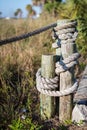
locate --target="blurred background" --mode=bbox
[0,0,87,129]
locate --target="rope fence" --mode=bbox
[0,22,57,46]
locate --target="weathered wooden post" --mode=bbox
[59,62,74,120]
[52,20,77,119]
[58,20,77,120]
[53,19,78,120]
[40,54,56,119]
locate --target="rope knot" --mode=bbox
[36,68,78,97]
[36,20,80,97]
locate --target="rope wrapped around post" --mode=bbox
[36,20,80,97]
[36,68,78,96]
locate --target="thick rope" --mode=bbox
[36,52,80,96]
[54,21,77,31]
[36,68,59,90]
[0,22,57,46]
[36,20,80,96]
[36,69,78,96]
[55,53,80,74]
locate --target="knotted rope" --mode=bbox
[36,20,80,97]
[55,53,80,74]
[36,68,78,96]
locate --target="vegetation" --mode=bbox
[14,9,23,18]
[0,16,56,129]
[0,11,2,18]
[26,4,36,18]
[0,0,87,129]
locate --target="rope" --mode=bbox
[36,20,80,97]
[36,69,78,96]
[55,53,81,74]
[54,21,77,31]
[36,68,59,90]
[36,52,79,97]
[0,22,57,46]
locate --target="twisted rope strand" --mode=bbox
[55,53,80,74]
[56,28,76,35]
[36,69,78,96]
[54,21,77,31]
[36,68,59,90]
[0,22,57,46]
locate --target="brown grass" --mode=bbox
[0,14,58,129]
[0,14,87,130]
[0,14,57,70]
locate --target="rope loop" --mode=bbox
[36,69,78,97]
[36,20,80,96]
[36,68,59,90]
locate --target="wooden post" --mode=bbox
[59,42,76,121]
[40,54,56,119]
[56,19,77,121]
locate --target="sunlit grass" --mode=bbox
[0,14,57,129]
[0,13,87,129]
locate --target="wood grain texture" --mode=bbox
[40,55,56,119]
[59,42,76,121]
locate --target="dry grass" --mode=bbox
[0,14,87,129]
[0,14,57,129]
[0,14,57,70]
